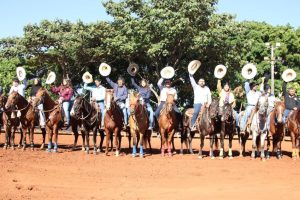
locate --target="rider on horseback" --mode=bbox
[282,82,300,123]
[217,79,236,122]
[189,74,212,131]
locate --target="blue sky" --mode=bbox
[0,0,299,38]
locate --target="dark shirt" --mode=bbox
[282,82,300,110]
[27,85,42,97]
[131,78,151,103]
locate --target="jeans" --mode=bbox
[63,101,71,125]
[284,109,291,123]
[117,102,128,125]
[97,102,105,127]
[240,105,255,131]
[146,103,154,128]
[233,109,239,127]
[38,104,46,128]
[191,103,202,127]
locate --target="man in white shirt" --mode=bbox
[189,74,212,130]
[9,78,27,97]
[83,78,106,127]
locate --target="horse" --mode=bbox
[219,102,236,159]
[5,91,35,150]
[128,91,151,157]
[249,96,268,160]
[71,95,103,154]
[158,94,177,156]
[0,94,22,149]
[286,106,300,159]
[32,88,62,152]
[104,89,124,156]
[267,101,285,159]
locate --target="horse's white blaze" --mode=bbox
[70,99,77,116]
[105,93,111,110]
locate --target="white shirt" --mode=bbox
[189,75,212,104]
[84,84,106,101]
[157,78,178,102]
[9,84,26,97]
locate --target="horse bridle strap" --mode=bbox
[43,105,60,113]
[16,102,30,112]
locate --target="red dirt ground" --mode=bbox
[0,132,299,200]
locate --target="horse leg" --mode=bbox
[146,130,152,155]
[85,128,90,154]
[219,130,225,159]
[198,134,205,159]
[22,127,27,150]
[128,128,131,152]
[53,126,58,153]
[209,135,215,159]
[291,132,296,159]
[266,134,271,159]
[180,128,185,155]
[188,128,194,154]
[81,130,86,151]
[251,130,257,159]
[30,126,34,151]
[132,129,137,157]
[296,137,300,159]
[115,129,120,157]
[160,129,166,156]
[139,133,144,158]
[105,130,110,156]
[10,126,16,150]
[98,130,105,153]
[46,127,52,152]
[3,124,9,149]
[18,127,23,148]
[72,125,79,151]
[228,133,233,159]
[171,135,176,154]
[260,132,267,160]
[40,127,46,149]
[168,130,174,157]
[93,127,97,154]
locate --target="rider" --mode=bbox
[189,74,211,131]
[282,82,300,122]
[239,80,261,133]
[131,76,154,129]
[83,78,106,128]
[51,78,73,129]
[155,78,182,130]
[106,76,128,128]
[9,78,27,97]
[217,79,237,123]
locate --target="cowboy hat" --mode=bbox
[127,62,139,76]
[188,60,201,75]
[241,63,257,80]
[45,71,56,84]
[160,66,175,79]
[16,67,26,81]
[214,64,227,79]
[99,63,111,77]
[82,72,93,84]
[282,68,296,82]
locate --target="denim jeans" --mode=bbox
[63,101,71,125]
[146,103,154,128]
[38,104,46,128]
[240,105,255,131]
[283,109,291,123]
[191,103,202,127]
[97,102,105,127]
[117,102,128,125]
[233,109,239,127]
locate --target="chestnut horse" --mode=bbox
[32,88,62,153]
[5,91,35,150]
[158,94,177,156]
[104,89,124,156]
[71,95,102,154]
[267,101,285,159]
[287,108,300,159]
[128,91,150,158]
[0,94,22,149]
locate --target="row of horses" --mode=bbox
[0,88,299,160]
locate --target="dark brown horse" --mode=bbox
[287,108,300,159]
[158,94,177,157]
[5,92,35,150]
[0,94,22,149]
[71,95,103,154]
[128,91,151,158]
[267,101,285,159]
[104,89,124,156]
[32,88,62,153]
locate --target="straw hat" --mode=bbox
[16,67,26,81]
[214,64,227,79]
[99,63,111,77]
[127,62,139,76]
[160,66,175,79]
[188,60,201,75]
[82,72,93,84]
[45,71,56,84]
[241,63,257,79]
[282,68,296,82]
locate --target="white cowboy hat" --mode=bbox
[188,60,201,75]
[282,68,296,82]
[241,63,257,80]
[45,71,56,84]
[127,62,139,76]
[214,64,227,79]
[82,71,93,84]
[160,66,175,79]
[99,63,111,77]
[16,67,26,81]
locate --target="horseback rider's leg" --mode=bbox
[117,102,128,125]
[154,101,165,119]
[62,101,71,127]
[233,109,239,127]
[98,102,105,128]
[240,105,254,132]
[146,103,154,129]
[191,103,201,129]
[283,109,291,123]
[38,104,46,128]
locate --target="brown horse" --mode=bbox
[104,89,124,156]
[0,94,22,149]
[32,88,62,153]
[158,94,177,156]
[287,108,300,159]
[5,92,35,150]
[128,91,151,158]
[267,101,285,159]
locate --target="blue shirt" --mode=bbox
[131,78,151,103]
[106,77,128,102]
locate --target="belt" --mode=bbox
[96,100,104,103]
[247,104,255,106]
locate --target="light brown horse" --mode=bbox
[267,101,285,159]
[32,87,62,153]
[5,92,35,150]
[0,94,22,149]
[104,89,123,156]
[128,91,150,158]
[287,108,300,159]
[158,94,177,156]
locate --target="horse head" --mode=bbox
[129,90,140,115]
[209,98,219,119]
[5,91,20,110]
[257,96,268,116]
[105,89,114,110]
[70,95,84,119]
[223,103,233,122]
[32,87,47,108]
[165,94,175,113]
[274,101,285,124]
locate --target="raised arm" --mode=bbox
[189,74,197,88]
[83,83,94,91]
[217,79,222,93]
[106,77,117,89]
[282,82,287,97]
[131,77,140,90]
[244,80,250,94]
[157,78,164,90]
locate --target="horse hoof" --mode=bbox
[97,148,101,153]
[115,151,120,157]
[46,149,51,153]
[11,146,15,150]
[173,151,177,155]
[3,146,7,150]
[18,145,21,149]
[93,151,97,155]
[52,149,58,153]
[81,147,85,151]
[139,154,144,158]
[198,156,203,159]
[132,154,136,158]
[168,153,172,157]
[219,157,224,160]
[261,158,266,162]
[228,156,233,160]
[161,153,165,157]
[211,156,215,160]
[31,148,34,151]
[40,144,45,149]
